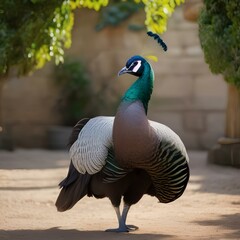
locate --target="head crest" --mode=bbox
[147,31,168,52]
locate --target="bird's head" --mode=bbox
[118,55,147,77]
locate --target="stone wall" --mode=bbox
[148,8,227,149]
[2,7,227,149]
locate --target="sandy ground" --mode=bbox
[0,149,239,240]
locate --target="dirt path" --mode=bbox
[0,150,240,240]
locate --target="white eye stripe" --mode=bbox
[130,60,141,73]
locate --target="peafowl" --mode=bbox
[55,36,189,232]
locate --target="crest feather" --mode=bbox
[147,31,168,52]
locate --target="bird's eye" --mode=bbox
[131,60,142,73]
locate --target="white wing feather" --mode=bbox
[70,116,114,174]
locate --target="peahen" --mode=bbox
[55,53,190,232]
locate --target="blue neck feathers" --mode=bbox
[122,61,154,114]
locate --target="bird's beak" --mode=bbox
[118,66,130,76]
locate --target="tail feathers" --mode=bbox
[55,162,91,212]
[59,161,79,188]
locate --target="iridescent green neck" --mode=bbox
[122,62,154,114]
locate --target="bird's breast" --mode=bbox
[113,101,157,168]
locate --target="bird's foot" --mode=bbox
[105,224,139,233]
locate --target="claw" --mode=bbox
[105,227,129,233]
[105,224,138,233]
[127,224,139,231]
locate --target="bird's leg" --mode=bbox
[106,205,128,232]
[114,206,122,227]
[121,203,139,232]
[105,203,138,232]
[106,205,129,232]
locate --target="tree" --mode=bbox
[1,0,73,78]
[199,0,240,139]
[0,0,184,78]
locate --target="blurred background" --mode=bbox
[0,0,229,151]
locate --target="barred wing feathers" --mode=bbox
[148,121,190,203]
[102,147,132,183]
[150,121,189,163]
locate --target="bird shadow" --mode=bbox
[0,227,178,240]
